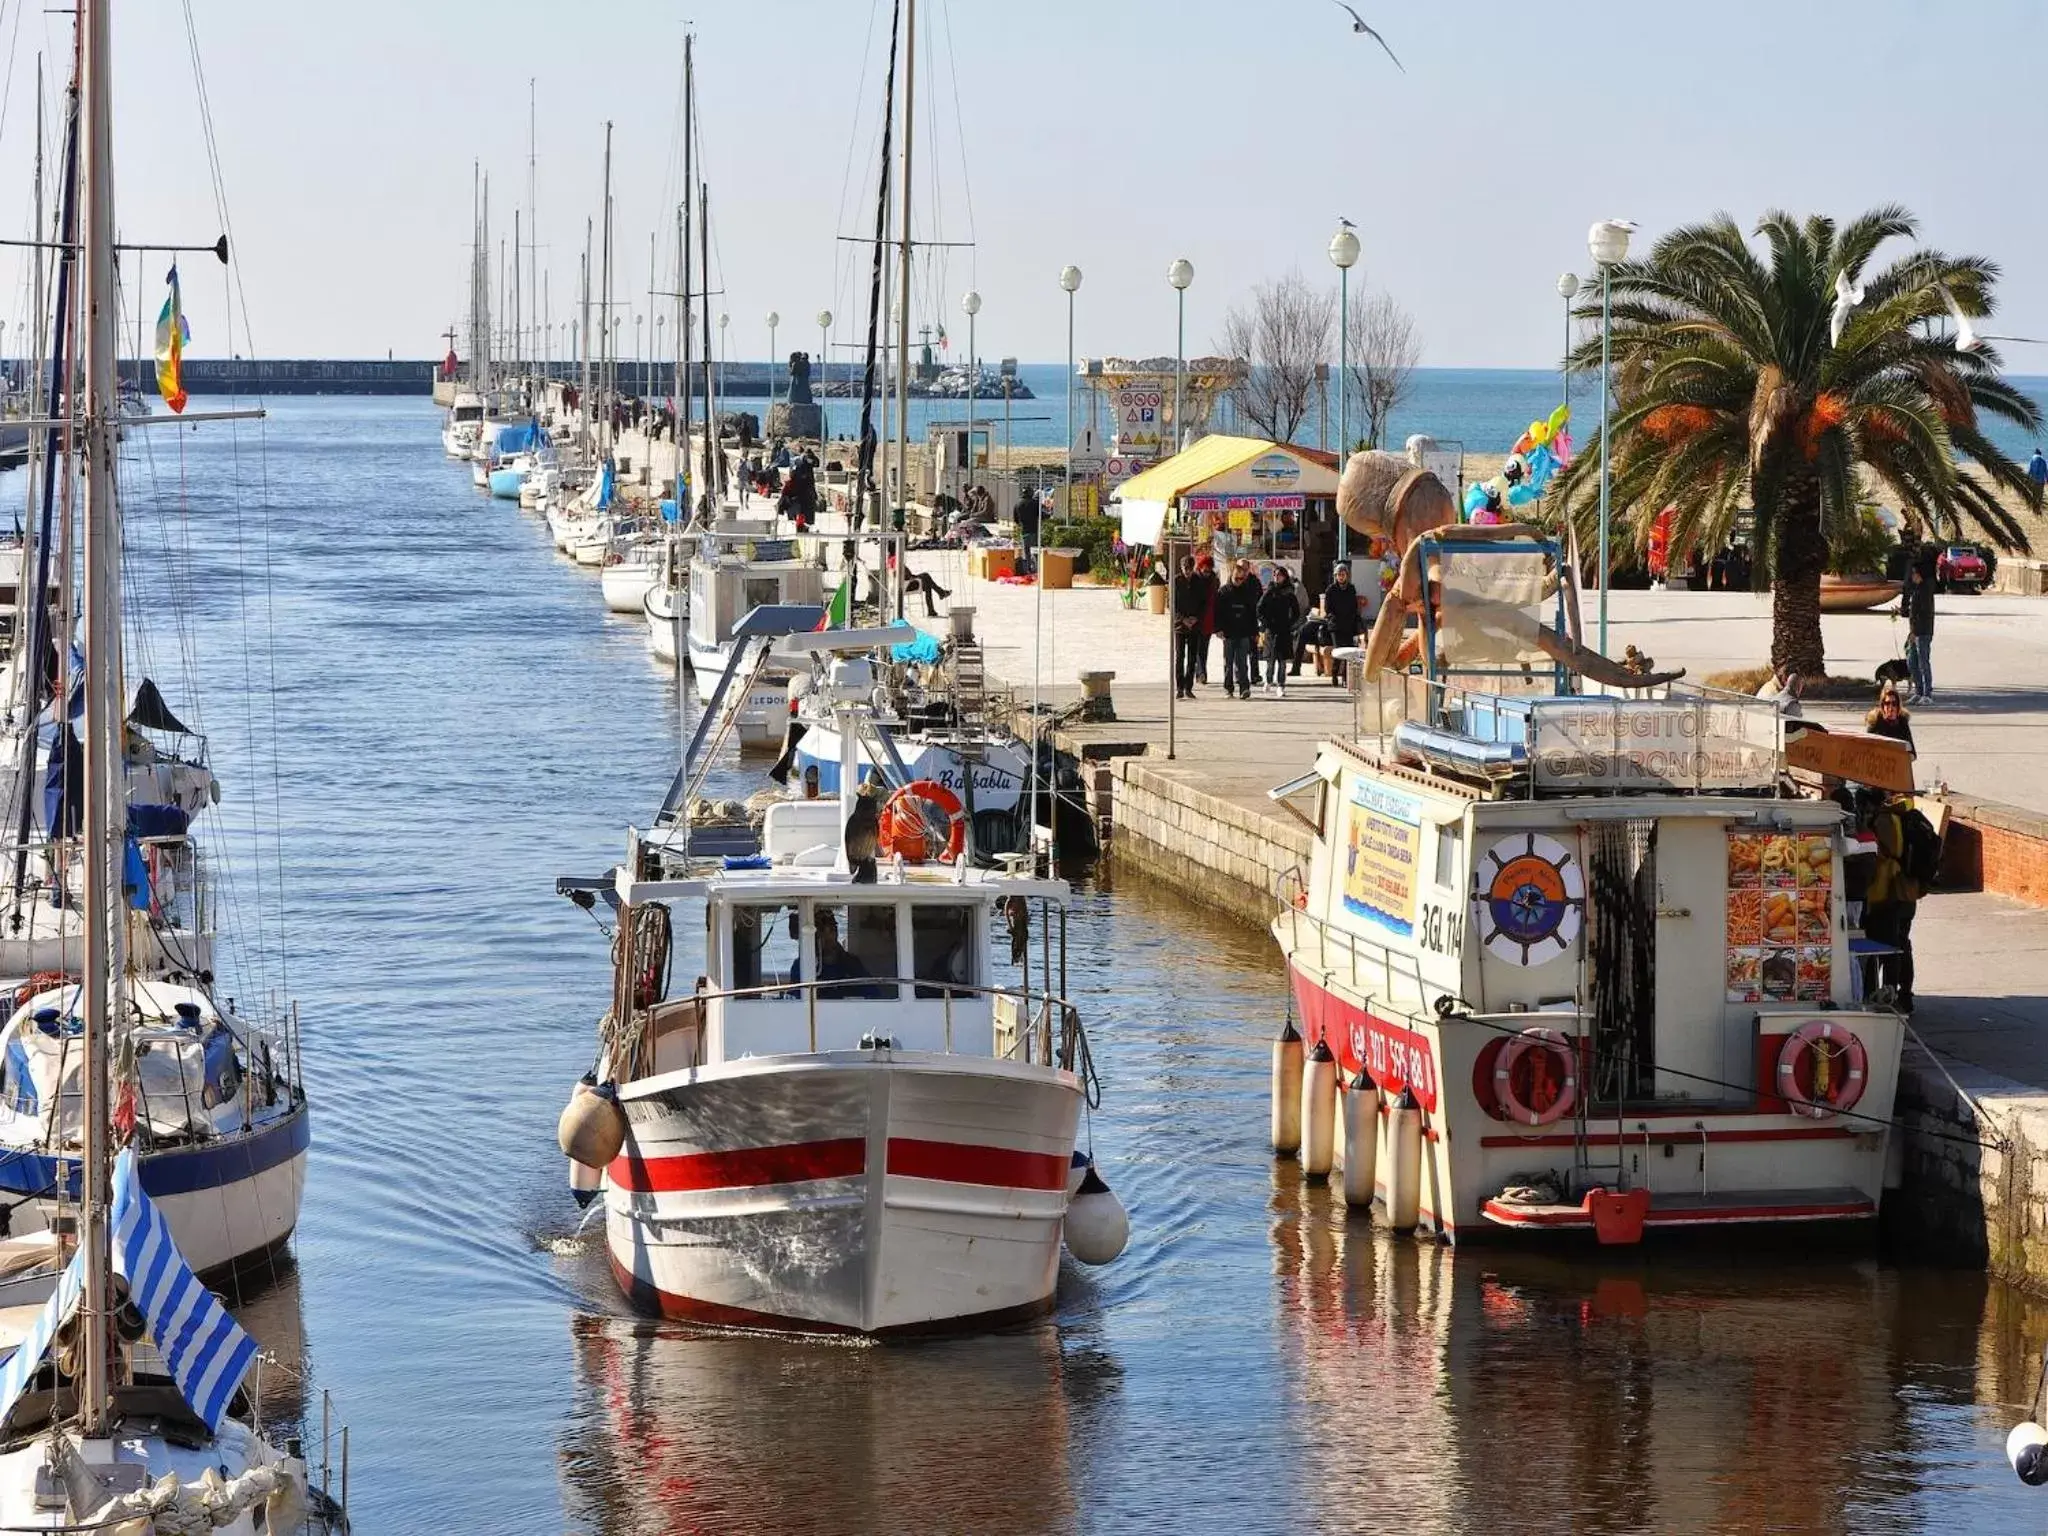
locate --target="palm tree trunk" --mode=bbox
[1770,484,1828,678]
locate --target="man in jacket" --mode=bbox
[1864,794,1926,1012]
[1897,560,1936,703]
[1323,564,1363,686]
[1172,555,1206,700]
[1217,560,1262,698]
[1258,568,1303,697]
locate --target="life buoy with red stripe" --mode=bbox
[1776,1019,1867,1120]
[879,779,966,863]
[1493,1027,1578,1126]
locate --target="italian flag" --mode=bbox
[817,573,851,631]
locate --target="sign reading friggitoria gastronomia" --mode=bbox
[1532,696,1779,792]
[1341,779,1422,935]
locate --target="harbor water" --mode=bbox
[98,396,2048,1531]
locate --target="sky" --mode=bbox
[1,0,2042,372]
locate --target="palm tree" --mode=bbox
[1553,208,2041,676]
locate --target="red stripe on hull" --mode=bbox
[1483,1198,1875,1229]
[885,1137,1068,1191]
[1479,1126,1856,1149]
[609,1137,866,1193]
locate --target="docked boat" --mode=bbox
[680,534,823,750]
[441,388,485,458]
[605,534,669,615]
[557,679,1126,1333]
[1270,527,1906,1244]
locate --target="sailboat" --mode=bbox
[0,4,336,1524]
[0,16,307,1279]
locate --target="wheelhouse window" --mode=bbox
[814,903,899,1001]
[1434,821,1464,889]
[744,576,780,612]
[911,904,975,998]
[731,903,800,999]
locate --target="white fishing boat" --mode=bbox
[604,536,666,615]
[557,677,1127,1333]
[0,6,341,1524]
[682,539,822,750]
[1270,527,1906,1244]
[441,388,485,458]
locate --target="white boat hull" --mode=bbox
[684,633,788,748]
[605,1051,1079,1333]
[604,560,661,614]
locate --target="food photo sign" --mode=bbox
[1725,830,1832,1003]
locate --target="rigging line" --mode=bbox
[0,0,25,164]
[179,0,287,992]
[830,0,886,299]
[938,0,975,270]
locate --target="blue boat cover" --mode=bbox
[887,621,943,665]
[491,419,541,455]
[127,803,189,840]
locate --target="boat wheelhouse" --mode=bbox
[1272,529,1906,1244]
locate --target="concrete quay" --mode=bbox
[906,567,2048,1289]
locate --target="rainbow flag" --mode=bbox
[154,264,189,414]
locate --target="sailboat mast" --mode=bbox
[527,77,538,389]
[600,120,613,451]
[78,0,119,1438]
[854,0,901,528]
[700,181,715,503]
[683,36,702,511]
[480,175,491,398]
[894,0,916,619]
[512,208,521,389]
[579,220,591,447]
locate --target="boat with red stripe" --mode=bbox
[558,671,1125,1333]
[1267,527,1909,1246]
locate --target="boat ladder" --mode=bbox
[954,638,988,729]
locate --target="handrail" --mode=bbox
[636,973,1094,1076]
[1270,869,1435,1030]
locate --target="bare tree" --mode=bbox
[1346,291,1422,451]
[1216,270,1334,444]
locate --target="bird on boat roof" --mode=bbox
[1329,1,1404,71]
[845,781,882,884]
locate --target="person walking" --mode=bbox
[1865,683,1915,752]
[1322,563,1363,686]
[1896,559,1937,702]
[1217,560,1261,698]
[1190,552,1219,686]
[1172,554,1205,700]
[2029,445,2047,493]
[1258,567,1303,698]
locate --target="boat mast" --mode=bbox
[527,77,538,393]
[893,0,916,620]
[78,0,119,1437]
[480,175,491,400]
[599,120,612,453]
[700,182,715,505]
[854,0,901,534]
[512,208,521,394]
[579,217,591,448]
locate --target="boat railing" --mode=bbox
[653,974,1094,1080]
[1272,865,1436,1026]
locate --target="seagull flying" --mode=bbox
[1829,269,1864,348]
[1939,284,1982,353]
[1330,2,1404,71]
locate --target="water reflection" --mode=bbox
[1268,1160,2048,1532]
[560,1313,1077,1535]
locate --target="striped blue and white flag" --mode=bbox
[109,1148,257,1430]
[0,1149,257,1433]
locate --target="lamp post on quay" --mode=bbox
[1167,258,1193,455]
[766,311,780,409]
[962,289,981,495]
[1327,222,1361,563]
[1555,272,1579,415]
[1587,219,1635,653]
[816,309,832,445]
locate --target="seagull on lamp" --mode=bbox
[1329,1,1404,71]
[1829,269,1864,348]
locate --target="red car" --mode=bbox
[1936,544,1990,593]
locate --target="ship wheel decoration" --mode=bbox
[1473,832,1584,966]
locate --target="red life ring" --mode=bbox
[1776,1019,1867,1120]
[1494,1027,1578,1126]
[879,779,967,863]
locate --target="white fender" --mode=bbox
[1064,1166,1129,1265]
[1271,1020,1304,1155]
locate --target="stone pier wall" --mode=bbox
[1892,1052,2048,1288]
[1106,758,1310,930]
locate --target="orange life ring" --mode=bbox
[1494,1027,1578,1126]
[878,779,967,863]
[1776,1019,1867,1120]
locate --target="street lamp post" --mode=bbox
[1587,220,1634,653]
[1059,266,1082,534]
[816,309,832,448]
[635,314,644,397]
[766,311,780,410]
[1328,224,1361,564]
[962,290,981,500]
[1167,258,1193,457]
[1556,272,1579,416]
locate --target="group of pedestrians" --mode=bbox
[1172,556,1369,701]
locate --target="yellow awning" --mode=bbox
[1110,435,1275,506]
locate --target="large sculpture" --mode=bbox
[767,349,823,442]
[788,350,814,405]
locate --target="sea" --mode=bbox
[47,391,2048,1531]
[805,364,2048,467]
